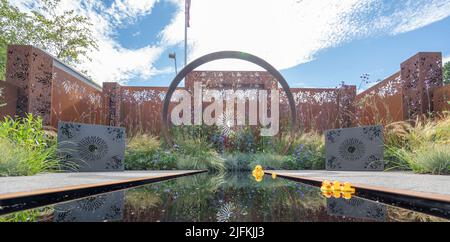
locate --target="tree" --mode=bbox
[443,61,450,85]
[0,0,97,80]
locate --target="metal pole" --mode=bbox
[174,56,178,74]
[184,2,187,67]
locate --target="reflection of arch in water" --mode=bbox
[161,51,298,147]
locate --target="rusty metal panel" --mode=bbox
[28,47,54,125]
[0,81,18,118]
[5,45,33,118]
[433,85,450,113]
[184,71,351,132]
[288,88,341,132]
[355,72,404,125]
[120,86,178,136]
[51,66,103,127]
[401,52,443,119]
[185,71,278,91]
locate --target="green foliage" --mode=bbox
[222,152,252,171]
[384,113,450,174]
[0,209,40,222]
[0,114,59,176]
[174,138,225,172]
[288,132,325,169]
[0,0,98,79]
[125,134,225,172]
[387,144,450,175]
[443,61,450,85]
[0,86,6,107]
[125,135,177,170]
[248,153,293,170]
[229,127,256,153]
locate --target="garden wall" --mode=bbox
[2,45,103,128]
[185,71,355,132]
[355,72,403,125]
[0,80,17,118]
[433,84,450,113]
[355,52,443,125]
[119,86,179,135]
[0,45,445,136]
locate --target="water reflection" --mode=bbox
[327,197,387,222]
[1,172,446,222]
[54,191,124,222]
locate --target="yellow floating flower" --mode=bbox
[252,165,265,182]
[332,181,341,192]
[320,180,356,199]
[341,182,355,193]
[320,180,332,192]
[254,165,263,172]
[341,192,353,200]
[321,191,332,198]
[271,173,277,179]
[332,191,341,199]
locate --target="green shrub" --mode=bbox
[385,113,450,173]
[0,208,50,222]
[248,153,292,170]
[0,114,59,176]
[125,135,177,170]
[413,144,450,174]
[0,114,52,148]
[230,127,256,153]
[388,144,450,175]
[223,152,252,171]
[125,134,225,172]
[289,132,325,169]
[175,138,225,172]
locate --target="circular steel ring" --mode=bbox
[161,51,297,147]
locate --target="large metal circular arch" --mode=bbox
[162,51,297,147]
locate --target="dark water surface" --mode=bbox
[1,172,447,222]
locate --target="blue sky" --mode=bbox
[15,0,450,91]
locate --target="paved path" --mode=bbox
[0,170,204,197]
[266,170,450,198]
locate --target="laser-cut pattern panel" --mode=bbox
[325,125,384,171]
[57,121,125,172]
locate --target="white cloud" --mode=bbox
[11,0,450,84]
[12,0,165,84]
[161,0,450,71]
[443,55,450,64]
[107,0,159,25]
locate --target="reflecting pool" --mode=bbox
[0,172,447,222]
